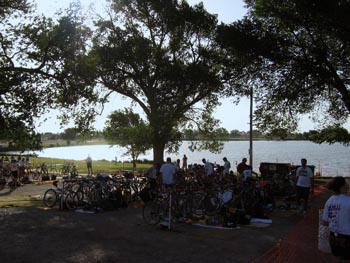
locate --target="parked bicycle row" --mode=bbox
[43,173,149,211]
[41,168,279,229]
[141,157,313,229]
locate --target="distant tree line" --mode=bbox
[40,127,322,142]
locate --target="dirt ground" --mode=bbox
[0,181,333,263]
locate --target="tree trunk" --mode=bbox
[153,141,165,165]
[131,151,136,169]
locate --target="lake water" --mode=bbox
[32,141,350,177]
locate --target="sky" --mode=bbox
[33,0,321,133]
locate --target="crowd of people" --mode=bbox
[145,156,315,192]
[146,156,350,260]
[0,156,31,187]
[146,155,239,188]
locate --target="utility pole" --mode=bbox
[249,85,253,168]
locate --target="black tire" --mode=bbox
[191,192,205,216]
[176,195,193,219]
[65,192,79,211]
[43,188,58,207]
[203,193,220,216]
[32,171,41,181]
[143,200,162,225]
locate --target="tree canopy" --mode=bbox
[216,0,350,138]
[89,0,227,163]
[0,0,100,150]
[104,109,152,167]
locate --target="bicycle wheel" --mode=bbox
[203,193,220,216]
[32,171,41,181]
[43,189,58,207]
[175,195,192,219]
[191,192,205,216]
[65,192,79,211]
[70,183,84,199]
[143,200,162,225]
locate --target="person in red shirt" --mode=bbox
[237,158,250,176]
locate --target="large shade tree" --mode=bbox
[0,0,100,150]
[89,0,226,163]
[216,0,350,142]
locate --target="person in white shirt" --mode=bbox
[243,168,253,181]
[295,158,314,214]
[322,176,350,260]
[160,157,176,186]
[182,155,188,170]
[223,157,231,175]
[10,157,19,187]
[202,158,214,177]
[242,167,258,182]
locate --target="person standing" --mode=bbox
[160,157,176,186]
[147,162,160,189]
[86,154,93,175]
[322,176,350,260]
[175,159,181,172]
[182,154,188,170]
[223,157,231,175]
[237,158,250,176]
[10,156,19,187]
[202,158,214,177]
[295,158,314,215]
[17,157,25,181]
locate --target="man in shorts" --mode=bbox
[295,158,314,215]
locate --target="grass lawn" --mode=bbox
[28,156,151,175]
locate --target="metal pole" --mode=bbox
[249,85,253,168]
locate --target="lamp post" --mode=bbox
[249,85,253,168]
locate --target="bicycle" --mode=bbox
[43,181,64,208]
[142,186,176,228]
[43,180,79,209]
[48,163,58,175]
[142,184,193,229]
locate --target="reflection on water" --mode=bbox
[33,141,350,177]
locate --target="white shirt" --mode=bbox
[223,161,231,174]
[243,169,253,181]
[17,159,24,167]
[204,162,214,176]
[322,194,350,235]
[296,166,313,187]
[10,161,17,172]
[160,163,176,185]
